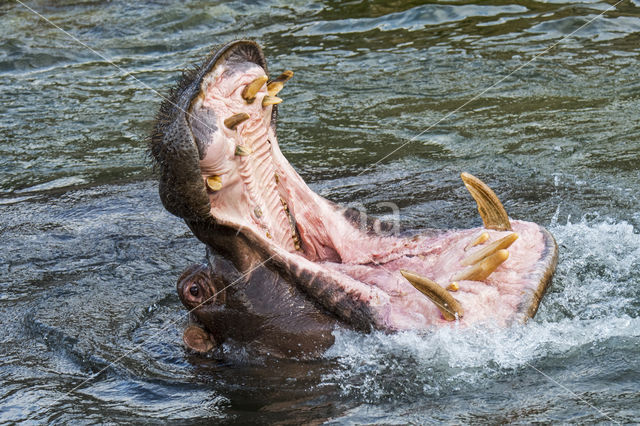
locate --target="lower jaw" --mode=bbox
[330,221,555,329]
[202,170,557,330]
[264,219,555,331]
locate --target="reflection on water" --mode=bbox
[1,0,639,423]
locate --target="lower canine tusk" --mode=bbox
[452,249,509,281]
[461,172,512,231]
[400,270,464,321]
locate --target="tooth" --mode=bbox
[224,112,250,130]
[461,172,512,231]
[206,176,222,192]
[242,75,268,103]
[461,233,518,266]
[267,81,284,96]
[262,95,282,107]
[275,70,294,82]
[465,231,489,251]
[452,249,509,282]
[235,145,252,156]
[400,270,464,321]
[267,70,294,96]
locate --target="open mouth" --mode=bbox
[152,40,558,342]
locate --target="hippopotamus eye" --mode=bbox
[189,285,199,297]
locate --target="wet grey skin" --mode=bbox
[150,40,557,359]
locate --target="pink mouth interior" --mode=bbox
[322,221,547,328]
[189,60,553,330]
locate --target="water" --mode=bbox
[1,0,639,423]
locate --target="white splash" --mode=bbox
[322,217,640,401]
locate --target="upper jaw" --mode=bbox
[150,40,272,225]
[192,63,300,252]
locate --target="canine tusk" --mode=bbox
[400,270,464,321]
[461,172,512,231]
[267,82,284,97]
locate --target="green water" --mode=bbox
[1,0,639,423]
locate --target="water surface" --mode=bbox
[1,0,639,423]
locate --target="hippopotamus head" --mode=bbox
[150,40,557,358]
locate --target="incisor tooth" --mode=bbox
[461,172,512,231]
[262,95,282,107]
[206,176,222,192]
[267,70,294,96]
[461,233,518,266]
[267,81,284,97]
[452,249,509,282]
[242,75,268,103]
[224,112,250,130]
[465,231,489,251]
[277,70,294,81]
[400,270,464,321]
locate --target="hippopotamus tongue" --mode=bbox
[151,40,557,333]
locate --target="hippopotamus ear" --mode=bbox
[182,324,216,353]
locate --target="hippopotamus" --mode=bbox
[150,40,558,358]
